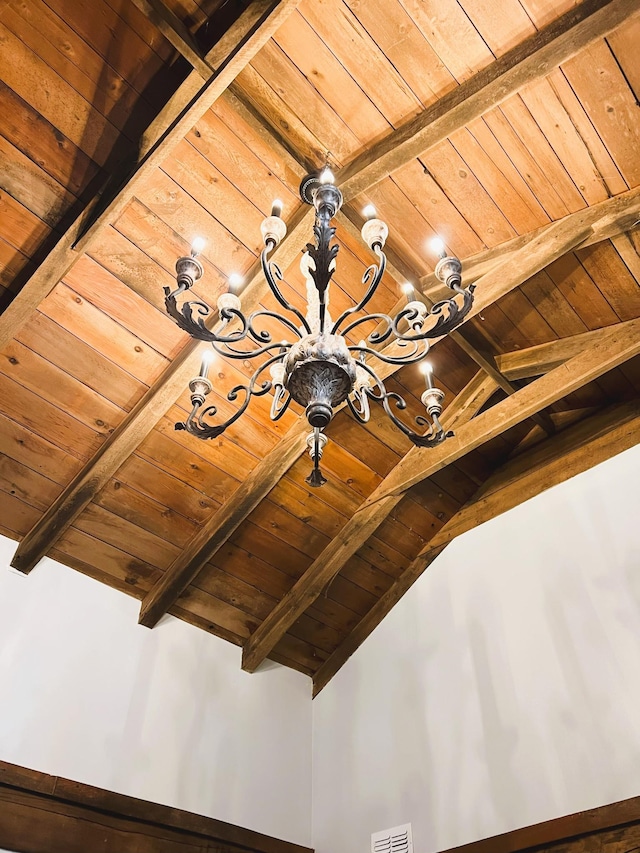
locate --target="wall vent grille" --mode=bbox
[371,823,413,853]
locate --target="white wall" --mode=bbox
[0,538,312,847]
[312,443,640,853]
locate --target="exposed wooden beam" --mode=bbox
[241,318,640,673]
[336,0,640,201]
[370,318,639,500]
[312,398,640,695]
[129,0,212,79]
[496,327,613,379]
[0,0,303,351]
[241,371,498,673]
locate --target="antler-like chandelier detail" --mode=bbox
[164,168,475,487]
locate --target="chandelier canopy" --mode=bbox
[164,167,475,487]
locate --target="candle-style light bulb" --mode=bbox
[199,349,214,380]
[228,273,244,291]
[319,166,335,185]
[271,199,283,218]
[401,282,414,303]
[430,236,447,260]
[191,236,206,257]
[362,204,377,221]
[419,360,434,389]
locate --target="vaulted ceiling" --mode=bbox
[0,0,639,694]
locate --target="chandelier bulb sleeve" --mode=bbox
[260,213,287,248]
[361,217,388,250]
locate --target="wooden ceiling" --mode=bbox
[1,0,639,694]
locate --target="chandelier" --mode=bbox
[164,168,475,487]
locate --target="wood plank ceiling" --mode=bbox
[0,0,639,693]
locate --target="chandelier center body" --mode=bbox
[284,332,356,428]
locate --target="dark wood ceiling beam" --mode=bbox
[336,0,640,201]
[0,0,303,351]
[240,370,499,673]
[368,318,640,501]
[312,397,640,695]
[496,327,614,379]
[241,318,640,673]
[129,0,212,79]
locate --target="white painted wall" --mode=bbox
[312,444,640,853]
[0,538,312,847]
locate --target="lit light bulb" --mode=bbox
[271,199,283,217]
[362,204,377,220]
[430,236,447,259]
[199,349,214,379]
[401,282,414,302]
[191,236,206,256]
[419,360,434,389]
[228,273,244,290]
[319,166,335,185]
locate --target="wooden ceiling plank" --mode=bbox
[336,0,640,202]
[0,0,303,351]
[312,397,640,695]
[240,370,498,673]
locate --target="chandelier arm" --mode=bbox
[392,285,476,341]
[346,389,370,423]
[164,285,249,343]
[377,388,452,449]
[176,351,285,439]
[261,243,312,335]
[246,309,304,345]
[270,386,292,421]
[338,311,393,343]
[211,339,291,361]
[330,245,387,335]
[350,360,451,448]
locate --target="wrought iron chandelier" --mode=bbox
[164,168,475,486]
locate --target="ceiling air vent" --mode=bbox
[371,823,413,853]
